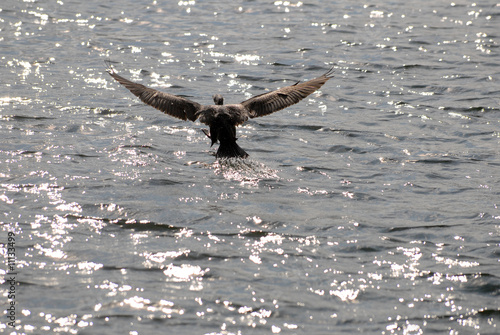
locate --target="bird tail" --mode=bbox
[216,139,248,159]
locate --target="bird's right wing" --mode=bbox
[240,67,333,118]
[107,66,202,122]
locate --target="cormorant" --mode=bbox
[106,64,333,158]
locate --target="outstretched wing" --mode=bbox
[106,65,202,122]
[240,67,333,118]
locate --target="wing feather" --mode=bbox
[107,68,202,122]
[240,67,333,118]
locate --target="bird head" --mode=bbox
[212,94,224,105]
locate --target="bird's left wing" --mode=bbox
[106,65,202,122]
[240,67,333,118]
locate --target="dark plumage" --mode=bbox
[106,64,333,158]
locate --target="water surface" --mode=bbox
[1,0,499,334]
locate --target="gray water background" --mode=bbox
[1,0,499,334]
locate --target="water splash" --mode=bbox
[212,158,280,185]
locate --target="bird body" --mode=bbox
[107,64,333,158]
[199,104,249,158]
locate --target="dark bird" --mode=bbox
[106,64,333,158]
